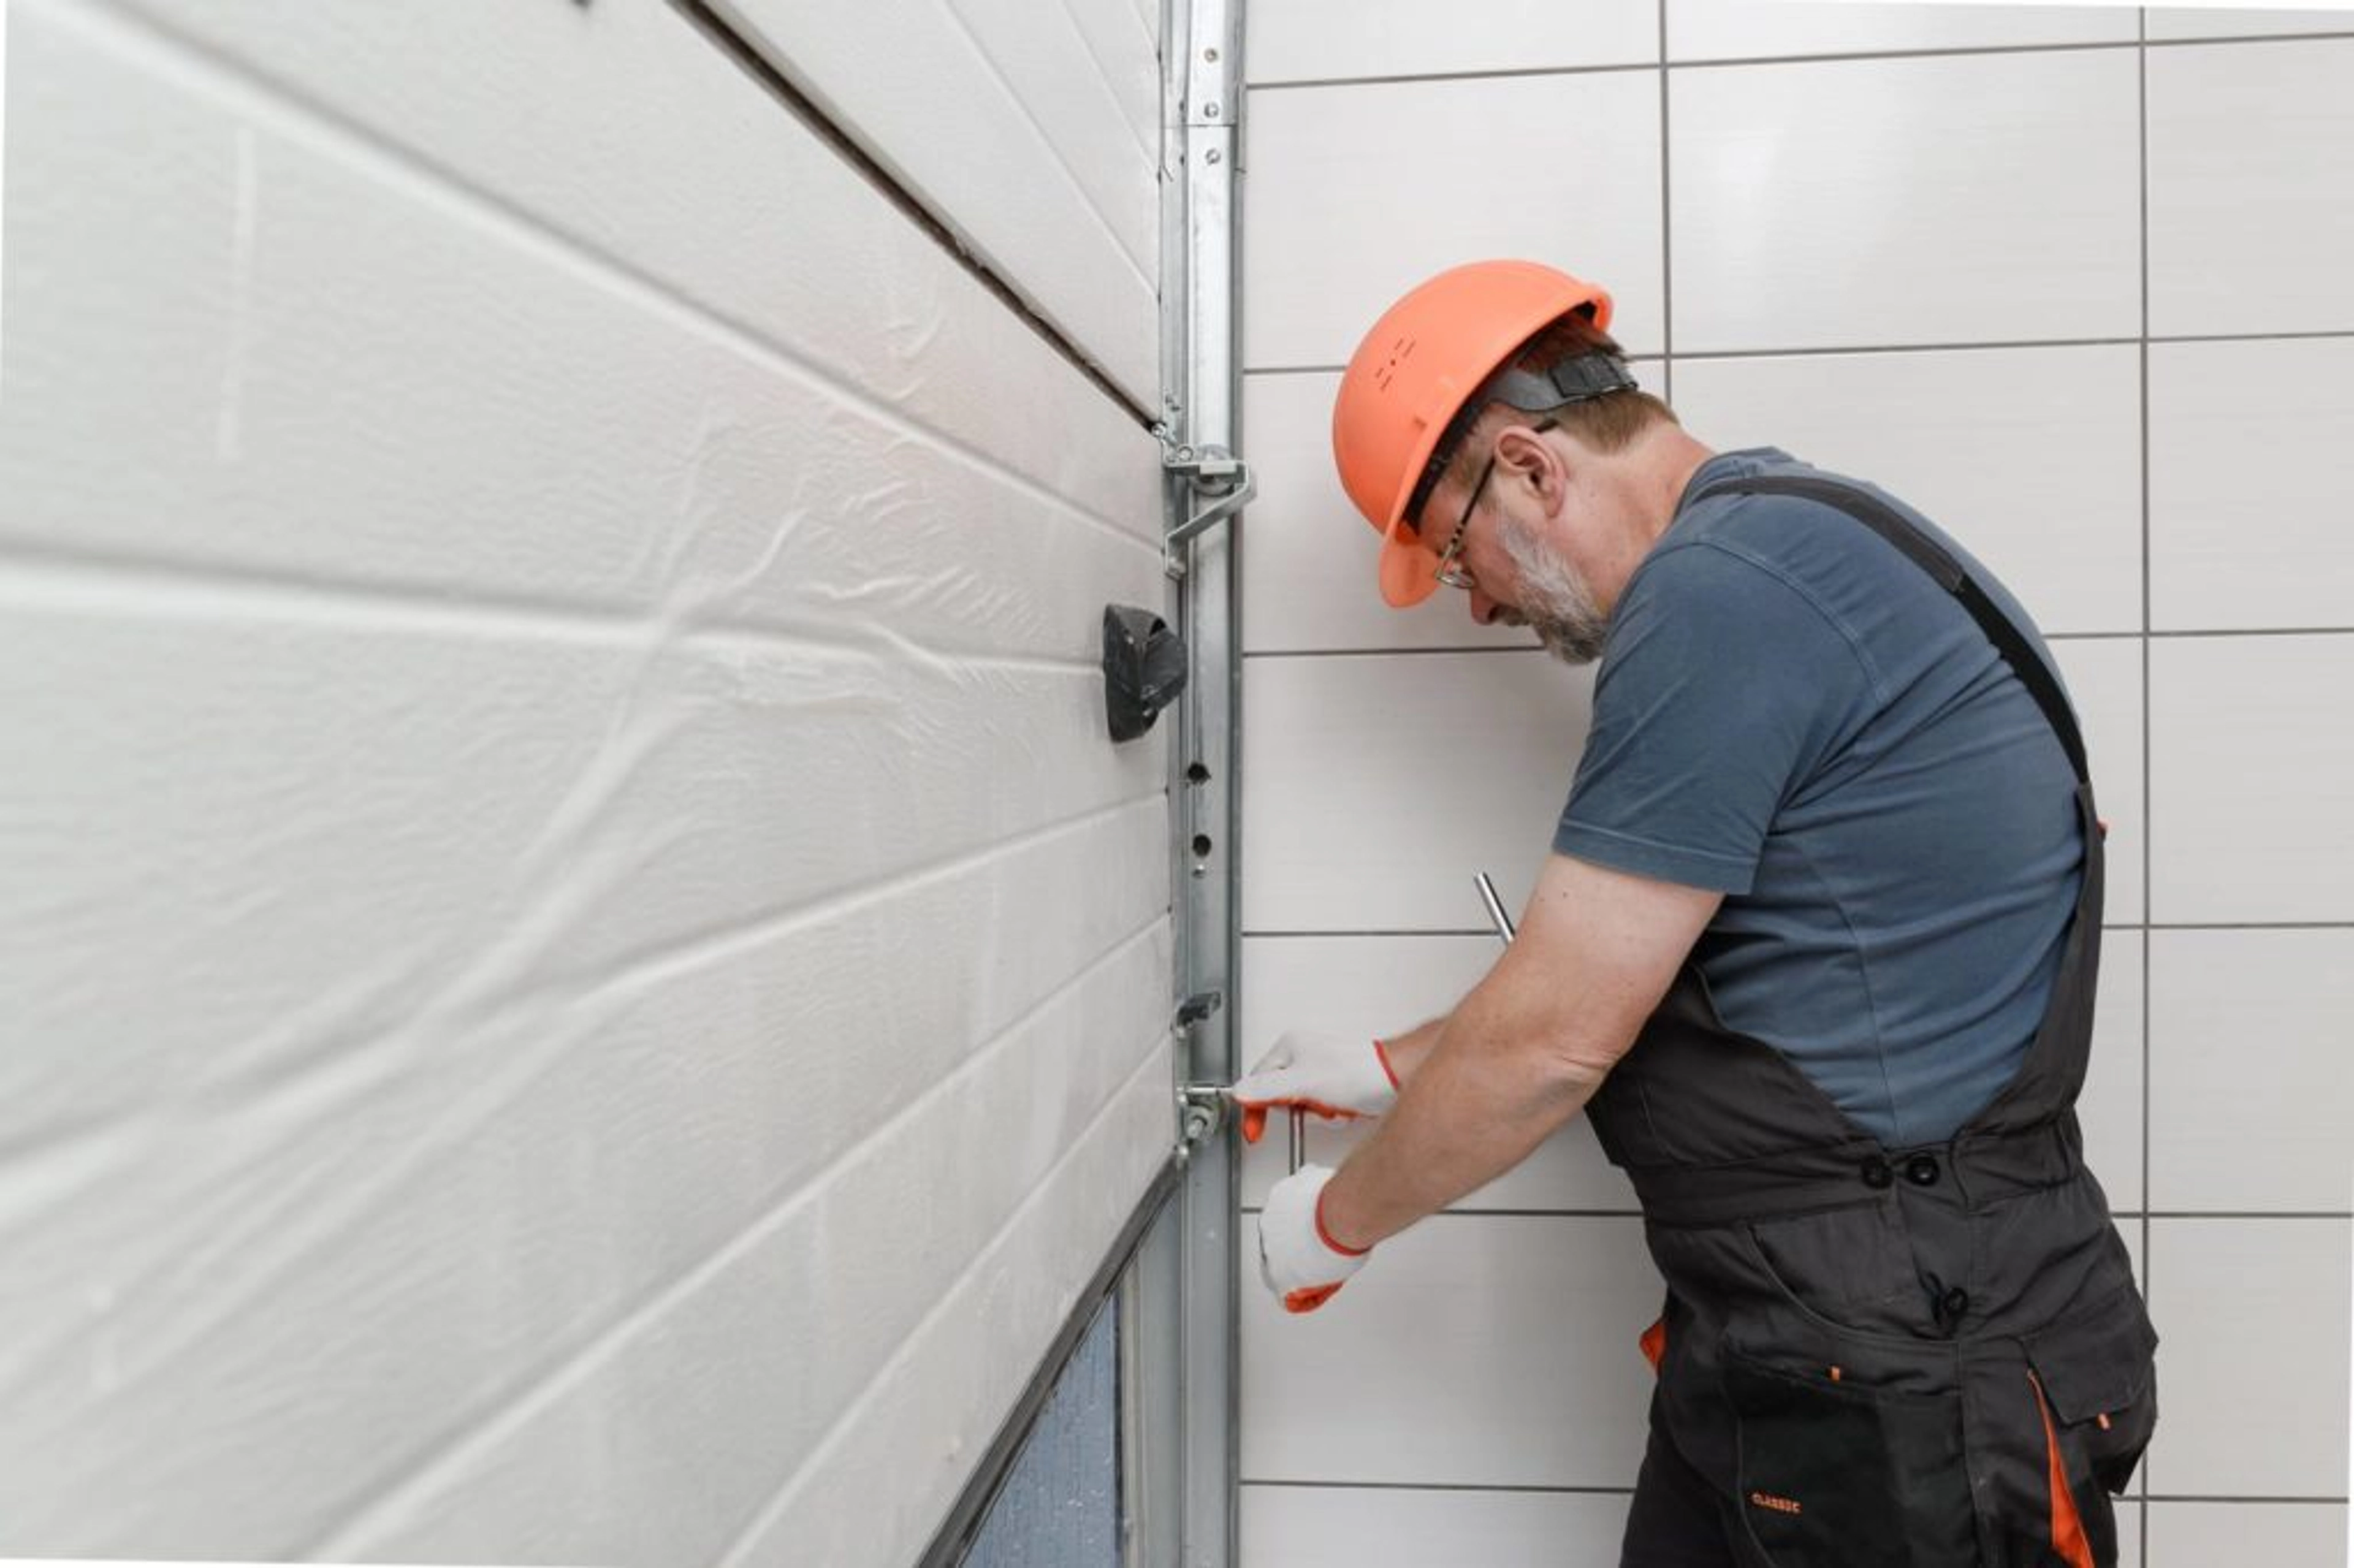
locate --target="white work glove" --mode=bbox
[1228,1029,1401,1144]
[1258,1163,1371,1314]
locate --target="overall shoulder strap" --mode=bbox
[1691,474,2089,785]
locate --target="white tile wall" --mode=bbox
[0,0,1171,1560]
[1241,652,1596,931]
[1668,1,2136,61]
[2149,337,2354,631]
[2053,637,2149,928]
[1669,48,2142,353]
[1248,0,1661,83]
[1671,346,2144,635]
[2147,39,2354,339]
[1240,1216,1663,1485]
[2117,1502,2146,1565]
[2147,1501,2348,1567]
[2148,9,2354,41]
[2149,635,2354,925]
[2084,929,2147,1217]
[1236,9,2354,1564]
[1242,1485,1635,1568]
[2145,1218,2352,1499]
[2150,930,2354,1214]
[1242,70,1666,368]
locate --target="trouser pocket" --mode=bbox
[2012,1284,2160,1567]
[1724,1349,1978,1568]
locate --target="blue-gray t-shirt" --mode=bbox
[1555,447,2087,1147]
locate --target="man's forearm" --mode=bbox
[1318,1012,1600,1252]
[1374,1016,1447,1084]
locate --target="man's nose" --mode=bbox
[1468,588,1501,625]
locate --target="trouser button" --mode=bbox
[1861,1156,1894,1189]
[1905,1154,1941,1187]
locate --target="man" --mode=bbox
[1230,261,2157,1567]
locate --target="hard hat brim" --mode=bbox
[1377,516,1441,609]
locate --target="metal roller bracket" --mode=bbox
[1162,440,1255,580]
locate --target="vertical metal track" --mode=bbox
[1163,1,1244,1564]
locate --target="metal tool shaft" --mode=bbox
[1475,871,1517,946]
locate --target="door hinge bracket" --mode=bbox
[1160,439,1254,580]
[1174,1083,1230,1160]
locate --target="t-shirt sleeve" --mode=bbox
[1554,539,1879,894]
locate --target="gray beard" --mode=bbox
[1496,514,1611,666]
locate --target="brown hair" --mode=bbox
[1438,310,1678,493]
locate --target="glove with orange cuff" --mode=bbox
[1258,1163,1371,1313]
[1228,1029,1401,1144]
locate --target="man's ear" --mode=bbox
[1500,422,1567,505]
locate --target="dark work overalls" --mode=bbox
[1588,476,2160,1568]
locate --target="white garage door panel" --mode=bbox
[2,20,1160,653]
[2,2,1179,1556]
[91,0,1157,509]
[1064,0,1165,158]
[328,1030,1183,1568]
[0,596,1164,1148]
[706,0,1160,405]
[0,908,1171,1559]
[0,790,1167,1328]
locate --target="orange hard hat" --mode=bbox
[1331,260,1615,607]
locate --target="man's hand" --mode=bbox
[1228,1029,1402,1143]
[1258,1163,1369,1313]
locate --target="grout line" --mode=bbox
[2142,1494,2353,1506]
[1244,644,1548,660]
[1244,29,2354,94]
[1240,1479,1639,1497]
[2144,1212,2354,1222]
[1243,327,2354,378]
[1658,0,1674,401]
[1235,1207,2261,1222]
[2145,29,2354,50]
[2119,628,2354,641]
[1293,628,2347,653]
[2143,923,2354,931]
[1237,1208,2354,1221]
[2136,12,2155,1528]
[1247,58,1659,93]
[1239,629,2354,663]
[1238,1207,1645,1220]
[1246,924,2354,938]
[1243,929,1496,940]
[1247,37,2131,93]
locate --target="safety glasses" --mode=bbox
[1429,416,1556,593]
